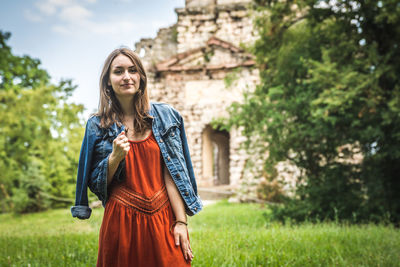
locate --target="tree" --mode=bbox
[0,31,84,213]
[227,0,400,223]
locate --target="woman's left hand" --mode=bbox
[174,223,193,262]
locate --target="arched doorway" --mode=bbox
[202,125,230,185]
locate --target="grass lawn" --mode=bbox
[0,200,399,266]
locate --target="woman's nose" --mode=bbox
[122,70,130,80]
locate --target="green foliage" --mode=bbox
[0,31,84,213]
[1,202,400,266]
[11,160,50,213]
[203,49,214,63]
[256,178,286,203]
[170,25,178,44]
[227,1,400,223]
[223,67,241,88]
[0,32,50,90]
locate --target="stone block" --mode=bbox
[231,10,247,18]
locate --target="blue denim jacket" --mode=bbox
[71,102,202,219]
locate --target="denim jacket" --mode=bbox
[71,102,202,219]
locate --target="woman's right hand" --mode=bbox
[110,131,130,163]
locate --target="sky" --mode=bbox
[0,0,185,118]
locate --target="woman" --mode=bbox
[71,47,202,266]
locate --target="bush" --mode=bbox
[11,162,50,213]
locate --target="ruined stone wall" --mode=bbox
[135,26,178,71]
[186,0,216,8]
[175,0,256,54]
[149,67,259,187]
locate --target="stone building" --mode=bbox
[135,0,262,195]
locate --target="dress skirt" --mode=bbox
[97,131,190,267]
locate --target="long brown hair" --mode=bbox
[97,47,151,134]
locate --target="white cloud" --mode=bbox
[88,20,135,35]
[24,9,44,22]
[25,0,143,38]
[35,1,57,15]
[112,0,133,3]
[52,25,71,35]
[48,0,73,6]
[59,4,92,22]
[33,0,90,17]
[50,17,136,37]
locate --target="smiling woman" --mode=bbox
[97,48,150,134]
[71,47,202,267]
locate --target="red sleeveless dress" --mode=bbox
[97,131,191,267]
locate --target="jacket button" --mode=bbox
[167,156,171,161]
[185,192,189,196]
[195,207,197,211]
[160,139,163,143]
[176,173,180,178]
[171,132,175,137]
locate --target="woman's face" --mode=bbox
[108,54,141,98]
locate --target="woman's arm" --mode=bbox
[163,164,194,262]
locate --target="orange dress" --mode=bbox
[97,131,190,267]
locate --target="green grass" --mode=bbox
[1,201,399,266]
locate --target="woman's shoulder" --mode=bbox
[151,101,176,111]
[86,114,101,127]
[150,102,183,127]
[85,115,107,136]
[150,102,181,118]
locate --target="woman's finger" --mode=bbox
[181,235,190,261]
[187,248,193,262]
[188,243,193,260]
[118,136,128,143]
[116,132,127,141]
[186,244,190,261]
[116,137,129,146]
[174,233,180,246]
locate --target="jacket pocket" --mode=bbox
[162,125,183,155]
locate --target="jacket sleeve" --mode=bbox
[71,119,96,219]
[178,114,198,195]
[87,154,110,208]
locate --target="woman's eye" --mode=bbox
[129,69,137,73]
[114,70,122,74]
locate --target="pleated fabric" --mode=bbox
[97,131,190,267]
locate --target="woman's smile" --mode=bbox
[121,83,135,88]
